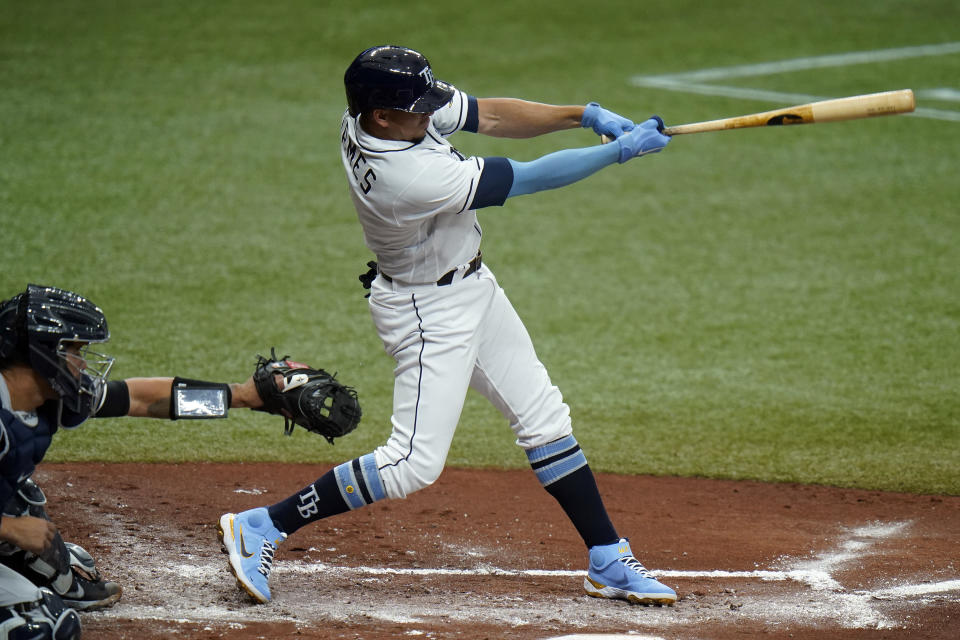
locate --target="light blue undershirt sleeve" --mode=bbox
[506,143,621,198]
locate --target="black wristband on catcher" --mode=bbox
[94,380,131,418]
[170,377,231,420]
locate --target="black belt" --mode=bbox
[381,253,482,286]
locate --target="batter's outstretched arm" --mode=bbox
[476,98,639,140]
[476,98,585,138]
[472,119,670,206]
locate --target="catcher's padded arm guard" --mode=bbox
[170,378,230,419]
[252,348,362,444]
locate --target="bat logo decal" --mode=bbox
[766,113,805,126]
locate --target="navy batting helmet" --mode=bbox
[0,285,113,417]
[344,45,454,117]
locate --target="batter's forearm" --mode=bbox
[477,98,585,138]
[506,143,620,198]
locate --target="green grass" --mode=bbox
[2,0,958,494]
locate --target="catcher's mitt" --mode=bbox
[252,348,361,444]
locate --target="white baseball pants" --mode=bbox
[367,265,572,499]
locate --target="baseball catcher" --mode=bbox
[1,283,364,634]
[251,349,361,444]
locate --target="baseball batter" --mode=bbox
[219,45,676,606]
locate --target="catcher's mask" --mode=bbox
[0,284,114,418]
[344,45,455,117]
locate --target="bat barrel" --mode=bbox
[809,89,915,123]
[662,89,915,135]
[599,89,915,140]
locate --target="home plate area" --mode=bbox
[39,463,959,639]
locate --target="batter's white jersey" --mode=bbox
[339,88,485,284]
[338,87,572,502]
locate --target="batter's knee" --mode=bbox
[333,449,446,508]
[373,448,445,500]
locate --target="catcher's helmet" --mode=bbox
[344,45,454,117]
[0,285,113,417]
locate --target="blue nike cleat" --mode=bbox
[217,508,287,604]
[584,538,677,605]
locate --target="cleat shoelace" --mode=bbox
[619,555,655,578]
[257,541,278,578]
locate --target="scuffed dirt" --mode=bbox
[34,463,959,639]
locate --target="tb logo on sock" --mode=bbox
[297,485,321,518]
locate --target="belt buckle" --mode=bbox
[436,253,481,287]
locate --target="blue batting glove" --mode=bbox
[640,115,666,132]
[616,115,670,163]
[582,102,636,139]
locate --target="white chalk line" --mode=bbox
[868,580,960,599]
[920,88,960,102]
[279,562,841,592]
[160,554,837,588]
[629,41,960,122]
[162,558,960,599]
[633,42,960,83]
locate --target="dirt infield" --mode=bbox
[35,462,958,639]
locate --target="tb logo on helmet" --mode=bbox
[417,65,436,88]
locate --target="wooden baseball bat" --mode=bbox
[600,89,915,142]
